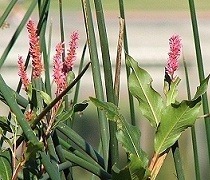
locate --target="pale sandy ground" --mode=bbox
[1,10,210,179]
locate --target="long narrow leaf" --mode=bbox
[0,0,37,68]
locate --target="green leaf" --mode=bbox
[165,77,181,106]
[112,164,132,180]
[0,149,12,180]
[73,102,89,112]
[193,74,210,100]
[90,97,148,168]
[39,90,52,105]
[129,154,149,180]
[155,98,201,154]
[126,54,164,128]
[112,155,149,180]
[53,108,74,128]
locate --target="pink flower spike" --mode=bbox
[165,34,182,79]
[53,43,67,96]
[18,55,31,91]
[63,31,79,74]
[27,20,43,78]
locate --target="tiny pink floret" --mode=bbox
[166,34,182,78]
[63,31,79,74]
[53,43,67,96]
[27,20,43,78]
[18,55,31,91]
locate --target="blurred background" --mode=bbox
[0,0,210,179]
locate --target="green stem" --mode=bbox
[118,0,136,126]
[57,122,105,169]
[63,149,111,179]
[93,0,118,170]
[0,75,39,145]
[0,0,18,27]
[81,0,110,170]
[40,151,60,180]
[31,62,90,128]
[183,59,201,179]
[188,0,210,168]
[59,137,102,168]
[0,0,37,68]
[171,141,185,180]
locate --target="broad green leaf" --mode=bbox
[129,154,149,180]
[165,77,181,106]
[155,98,201,154]
[0,149,12,180]
[126,54,164,128]
[90,97,148,168]
[193,74,210,100]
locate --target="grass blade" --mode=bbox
[188,0,210,167]
[81,0,110,170]
[0,0,37,68]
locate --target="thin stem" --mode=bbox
[81,0,110,170]
[57,122,105,169]
[0,0,37,68]
[63,149,111,179]
[171,141,185,180]
[0,0,18,27]
[188,0,210,168]
[31,62,91,129]
[93,0,118,170]
[118,0,136,126]
[183,58,201,179]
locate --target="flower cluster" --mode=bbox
[27,19,43,78]
[165,34,182,79]
[53,32,79,96]
[17,55,31,91]
[53,43,67,96]
[63,31,79,74]
[18,20,79,97]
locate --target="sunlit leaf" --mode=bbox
[126,54,164,128]
[155,98,201,154]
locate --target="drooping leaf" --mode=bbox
[155,98,201,154]
[165,77,181,106]
[0,149,12,180]
[90,97,148,168]
[193,74,210,100]
[126,54,164,128]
